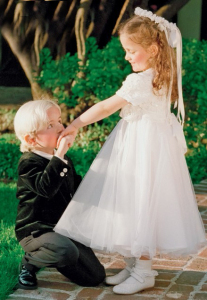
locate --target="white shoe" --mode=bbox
[113,274,156,294]
[105,257,135,286]
[113,259,158,295]
[106,268,130,285]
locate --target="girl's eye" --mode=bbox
[129,51,135,54]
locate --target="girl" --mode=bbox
[54,8,206,295]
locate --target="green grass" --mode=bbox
[0,182,23,300]
[0,87,32,105]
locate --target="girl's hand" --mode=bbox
[56,135,75,158]
[57,124,78,148]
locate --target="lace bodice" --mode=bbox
[116,69,169,123]
[116,69,187,153]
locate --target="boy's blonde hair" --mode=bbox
[14,100,60,152]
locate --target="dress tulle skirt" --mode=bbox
[55,115,206,258]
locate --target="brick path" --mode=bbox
[7,195,207,300]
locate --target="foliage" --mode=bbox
[0,135,21,180]
[1,39,207,183]
[182,38,207,147]
[0,107,17,132]
[70,37,131,103]
[0,183,23,300]
[36,37,207,183]
[0,129,102,180]
[37,48,80,107]
[37,37,131,109]
[182,38,207,182]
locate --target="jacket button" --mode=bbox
[60,172,65,177]
[63,168,68,173]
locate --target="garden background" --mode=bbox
[0,1,206,300]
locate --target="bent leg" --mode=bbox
[57,240,105,286]
[20,232,79,270]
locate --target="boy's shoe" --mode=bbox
[18,264,38,290]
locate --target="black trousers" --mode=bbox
[19,231,105,286]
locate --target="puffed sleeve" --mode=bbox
[116,71,153,106]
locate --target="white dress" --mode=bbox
[55,69,206,258]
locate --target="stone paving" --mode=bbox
[7,194,207,300]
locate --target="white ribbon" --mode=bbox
[170,113,187,153]
[134,7,185,127]
[131,267,159,283]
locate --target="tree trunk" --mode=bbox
[112,0,134,34]
[156,0,191,19]
[75,0,92,64]
[0,0,192,104]
[30,82,53,100]
[1,24,52,100]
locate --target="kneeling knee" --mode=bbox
[89,265,106,286]
[57,243,79,267]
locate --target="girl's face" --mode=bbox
[34,106,64,154]
[120,34,151,72]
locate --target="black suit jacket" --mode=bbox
[15,152,82,242]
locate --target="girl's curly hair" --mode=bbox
[118,15,178,102]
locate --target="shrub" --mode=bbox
[0,135,21,180]
[0,132,100,180]
[0,183,24,300]
[0,39,206,183]
[37,37,131,109]
[37,48,79,107]
[182,38,207,182]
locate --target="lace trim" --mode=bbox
[120,101,167,123]
[116,71,155,106]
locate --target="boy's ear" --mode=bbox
[24,134,37,146]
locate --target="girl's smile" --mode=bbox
[120,34,151,72]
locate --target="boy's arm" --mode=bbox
[65,155,82,191]
[18,156,71,198]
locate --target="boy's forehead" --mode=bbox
[46,106,61,120]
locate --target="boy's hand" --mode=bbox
[57,124,78,148]
[56,135,75,159]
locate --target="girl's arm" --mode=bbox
[58,94,127,143]
[73,94,127,128]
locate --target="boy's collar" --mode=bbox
[32,149,68,165]
[32,149,55,161]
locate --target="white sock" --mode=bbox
[105,257,135,285]
[113,259,158,295]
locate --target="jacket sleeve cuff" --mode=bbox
[54,154,68,165]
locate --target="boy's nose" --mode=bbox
[58,123,64,133]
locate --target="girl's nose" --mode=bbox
[125,53,130,61]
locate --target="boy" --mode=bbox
[14,100,105,289]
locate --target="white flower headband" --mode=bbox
[134,7,184,126]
